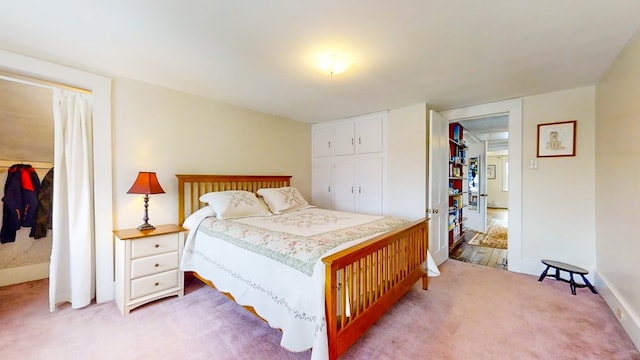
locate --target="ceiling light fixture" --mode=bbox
[318,54,350,76]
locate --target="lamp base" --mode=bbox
[137,222,156,231]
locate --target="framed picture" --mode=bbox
[537,120,577,157]
[487,164,496,179]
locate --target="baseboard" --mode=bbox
[595,271,640,351]
[0,262,49,287]
[516,257,539,276]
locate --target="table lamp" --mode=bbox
[127,171,165,230]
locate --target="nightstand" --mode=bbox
[113,224,187,315]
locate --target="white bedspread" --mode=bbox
[180,208,437,359]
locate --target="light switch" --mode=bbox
[530,159,538,169]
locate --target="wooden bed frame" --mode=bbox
[176,174,428,359]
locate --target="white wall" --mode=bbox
[487,154,508,208]
[595,31,640,349]
[386,104,427,220]
[112,77,311,230]
[520,86,596,275]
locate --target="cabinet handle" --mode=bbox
[359,137,362,145]
[154,244,159,248]
[359,186,362,194]
[154,282,159,286]
[328,185,331,193]
[154,263,159,267]
[351,138,354,146]
[328,140,331,149]
[351,186,354,194]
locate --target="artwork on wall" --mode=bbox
[487,164,496,179]
[537,120,577,157]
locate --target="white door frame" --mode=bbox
[441,99,523,272]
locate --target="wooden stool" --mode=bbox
[538,259,598,295]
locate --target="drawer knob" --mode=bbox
[155,244,159,248]
[155,263,159,267]
[154,282,159,286]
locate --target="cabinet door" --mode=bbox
[356,115,383,154]
[333,157,355,212]
[356,156,383,215]
[333,122,355,156]
[312,125,333,158]
[312,157,333,209]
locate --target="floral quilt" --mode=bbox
[197,208,408,276]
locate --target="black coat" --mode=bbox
[1,164,41,243]
[33,167,53,239]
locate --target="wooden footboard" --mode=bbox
[322,218,428,360]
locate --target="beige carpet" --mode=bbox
[1,261,638,359]
[468,219,508,249]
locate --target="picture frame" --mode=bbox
[487,164,496,179]
[537,120,577,157]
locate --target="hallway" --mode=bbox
[450,208,508,270]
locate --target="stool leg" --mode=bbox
[580,274,598,294]
[538,266,550,282]
[569,272,577,295]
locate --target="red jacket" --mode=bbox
[1,164,41,243]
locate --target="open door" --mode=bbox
[465,141,487,233]
[427,109,449,265]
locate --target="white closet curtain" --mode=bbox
[49,89,95,312]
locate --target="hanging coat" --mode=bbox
[1,164,41,243]
[33,167,53,239]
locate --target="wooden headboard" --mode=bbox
[175,174,292,225]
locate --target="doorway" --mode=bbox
[441,99,523,273]
[0,77,54,286]
[0,49,114,303]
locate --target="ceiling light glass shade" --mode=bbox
[318,54,350,76]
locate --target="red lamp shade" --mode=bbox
[127,172,165,195]
[127,171,165,231]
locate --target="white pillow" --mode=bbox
[182,206,215,229]
[199,190,272,220]
[257,187,313,214]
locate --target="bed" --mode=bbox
[177,174,428,360]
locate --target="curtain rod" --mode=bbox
[0,71,92,95]
[0,159,53,169]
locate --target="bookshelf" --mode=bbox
[448,122,467,249]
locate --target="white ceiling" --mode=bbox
[0,1,639,124]
[459,115,509,153]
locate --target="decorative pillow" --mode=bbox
[257,187,313,214]
[182,206,215,229]
[199,190,272,220]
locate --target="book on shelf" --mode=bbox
[452,124,460,142]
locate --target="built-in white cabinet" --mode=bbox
[311,112,386,215]
[312,126,333,158]
[311,157,333,209]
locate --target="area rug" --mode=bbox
[468,219,508,249]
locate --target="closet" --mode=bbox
[0,77,54,286]
[311,111,386,215]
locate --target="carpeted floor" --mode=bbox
[1,260,638,360]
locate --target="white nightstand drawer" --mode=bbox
[131,251,179,279]
[131,270,179,299]
[131,234,179,258]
